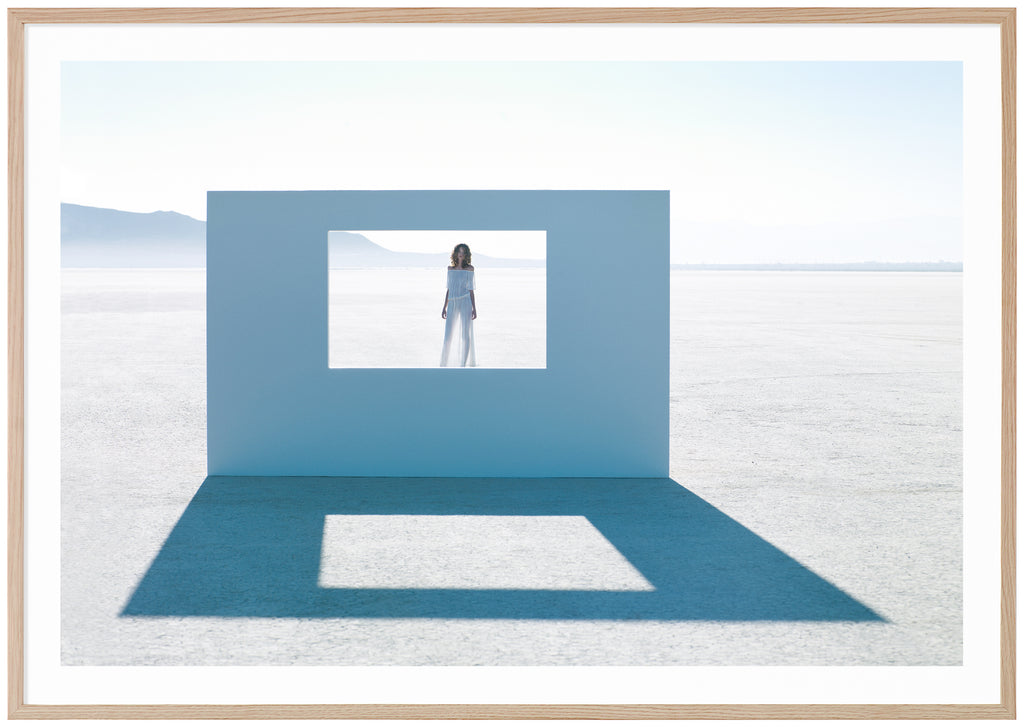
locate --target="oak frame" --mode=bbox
[7,6,1016,719]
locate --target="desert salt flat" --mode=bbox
[329,267,546,368]
[61,269,961,665]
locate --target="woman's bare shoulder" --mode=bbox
[466,264,475,270]
[447,265,454,270]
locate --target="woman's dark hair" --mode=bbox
[450,243,472,268]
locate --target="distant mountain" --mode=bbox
[61,203,205,267]
[62,203,205,241]
[60,204,544,269]
[328,231,544,269]
[71,204,956,271]
[328,231,443,268]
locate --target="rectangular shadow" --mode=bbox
[122,476,883,622]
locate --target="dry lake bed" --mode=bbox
[61,269,962,666]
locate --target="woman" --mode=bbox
[440,243,477,367]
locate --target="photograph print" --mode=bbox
[60,59,962,668]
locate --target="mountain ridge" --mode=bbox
[61,204,545,268]
[62,203,207,241]
[60,203,961,270]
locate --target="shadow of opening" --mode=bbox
[121,476,883,621]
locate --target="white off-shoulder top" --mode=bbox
[446,268,476,300]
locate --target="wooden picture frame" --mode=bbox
[7,6,1016,719]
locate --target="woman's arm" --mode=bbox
[470,291,476,320]
[441,290,449,319]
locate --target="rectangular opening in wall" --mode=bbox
[328,230,546,369]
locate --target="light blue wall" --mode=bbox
[207,191,669,477]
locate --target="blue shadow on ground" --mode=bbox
[121,477,883,621]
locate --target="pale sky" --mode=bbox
[61,61,962,263]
